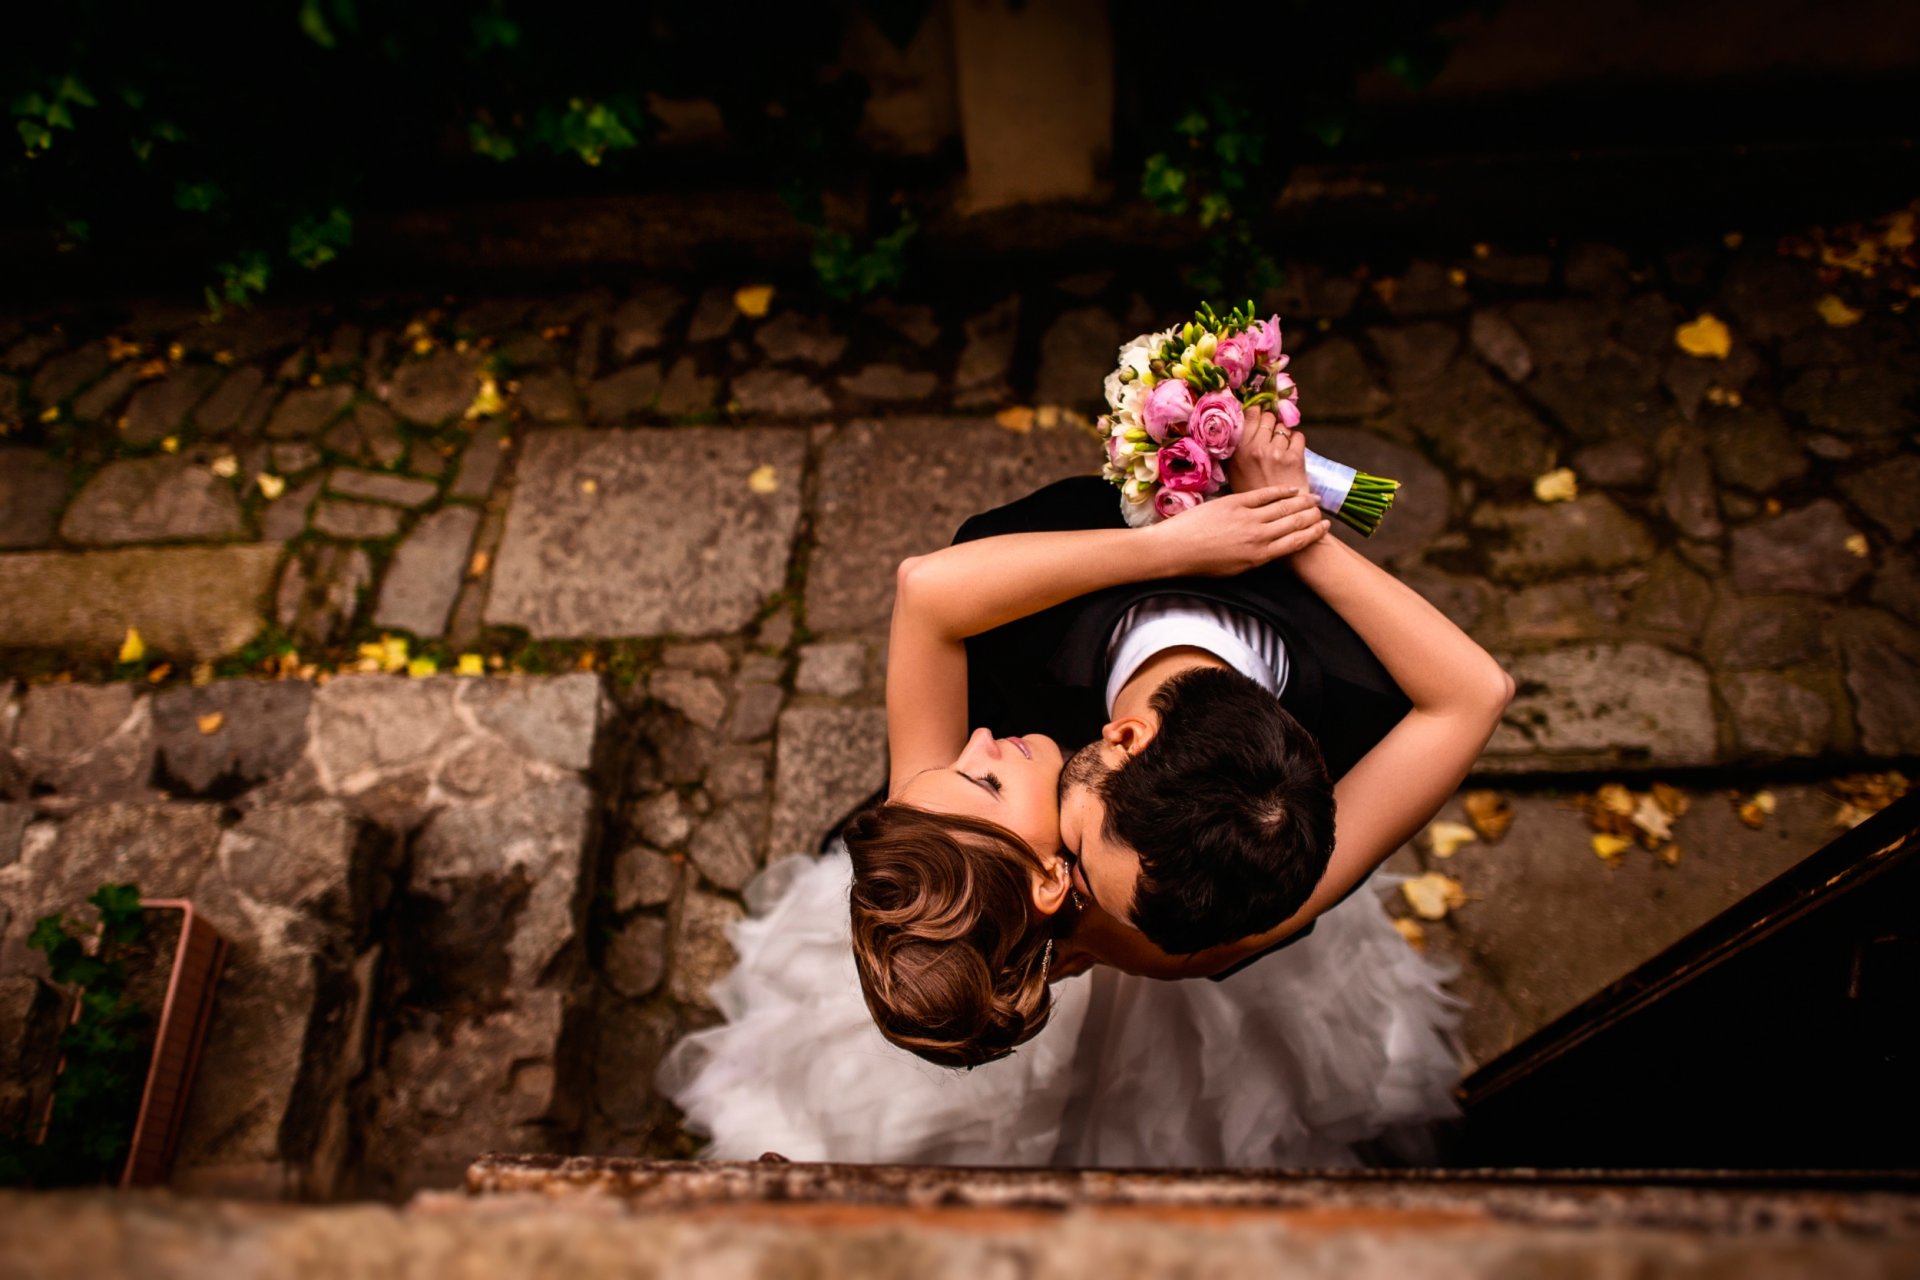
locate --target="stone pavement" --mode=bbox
[2,213,1917,1194]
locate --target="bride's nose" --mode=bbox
[967,726,1000,759]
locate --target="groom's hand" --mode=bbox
[1149,485,1330,577]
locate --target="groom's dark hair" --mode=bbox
[1097,666,1334,955]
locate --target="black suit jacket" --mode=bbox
[952,476,1414,976]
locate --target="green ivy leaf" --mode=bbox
[173,181,222,212]
[289,206,353,270]
[299,0,338,48]
[54,76,97,108]
[1173,109,1209,138]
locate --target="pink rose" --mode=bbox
[1154,487,1203,520]
[1105,434,1126,467]
[1248,316,1283,362]
[1142,379,1194,442]
[1187,390,1245,460]
[1156,436,1215,492]
[1276,396,1301,428]
[1213,333,1255,388]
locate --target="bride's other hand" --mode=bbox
[1148,485,1329,577]
[1229,409,1310,495]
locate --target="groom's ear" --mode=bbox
[1100,715,1158,760]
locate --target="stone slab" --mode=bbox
[0,544,279,659]
[58,456,245,546]
[0,447,70,549]
[373,507,480,638]
[1484,643,1717,770]
[326,467,440,508]
[806,419,1092,633]
[1410,785,1839,1068]
[769,705,887,854]
[485,427,806,638]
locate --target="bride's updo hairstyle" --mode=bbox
[844,802,1055,1068]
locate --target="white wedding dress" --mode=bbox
[657,843,1465,1168]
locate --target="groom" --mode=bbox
[951,471,1412,979]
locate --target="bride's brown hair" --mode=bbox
[844,802,1056,1069]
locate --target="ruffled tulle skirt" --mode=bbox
[656,845,1463,1167]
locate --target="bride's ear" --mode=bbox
[1029,859,1072,917]
[1100,715,1158,759]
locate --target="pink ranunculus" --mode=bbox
[1156,436,1215,492]
[1213,332,1256,388]
[1248,315,1284,362]
[1187,390,1245,460]
[1154,487,1203,520]
[1142,378,1195,442]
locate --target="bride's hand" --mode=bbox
[1148,485,1330,577]
[1229,410,1311,496]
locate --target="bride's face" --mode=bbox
[893,728,1067,866]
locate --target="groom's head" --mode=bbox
[1058,666,1334,955]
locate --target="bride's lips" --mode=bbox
[1007,736,1032,760]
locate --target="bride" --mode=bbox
[659,420,1514,1166]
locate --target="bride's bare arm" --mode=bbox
[886,487,1329,792]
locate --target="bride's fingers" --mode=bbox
[1256,493,1321,522]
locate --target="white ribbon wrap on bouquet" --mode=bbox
[1304,448,1357,514]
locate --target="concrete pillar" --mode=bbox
[948,0,1115,210]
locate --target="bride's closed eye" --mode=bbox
[972,772,1004,795]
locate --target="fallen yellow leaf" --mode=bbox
[118,628,146,663]
[1035,405,1062,430]
[197,711,224,735]
[190,661,215,687]
[995,406,1036,434]
[1532,468,1578,503]
[39,406,60,423]
[456,653,486,676]
[1391,917,1428,950]
[106,336,143,361]
[256,473,286,500]
[412,336,436,356]
[1591,833,1632,862]
[1674,313,1732,359]
[1656,843,1681,867]
[747,464,780,495]
[1630,793,1674,844]
[136,358,168,380]
[468,549,490,578]
[210,455,239,478]
[734,285,775,318]
[1595,783,1636,816]
[1401,872,1467,921]
[579,477,598,495]
[1816,294,1864,328]
[213,349,235,365]
[146,663,171,684]
[1463,790,1516,842]
[1420,820,1479,859]
[160,435,180,453]
[1650,782,1691,817]
[464,372,506,419]
[1736,790,1777,830]
[407,656,438,678]
[1844,533,1870,558]
[357,635,410,674]
[1447,267,1468,287]
[166,341,185,362]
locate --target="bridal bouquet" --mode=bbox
[1098,301,1399,535]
